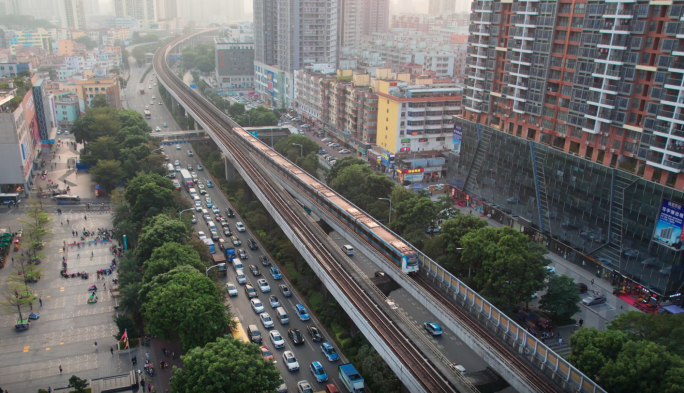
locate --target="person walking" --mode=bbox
[162,347,167,357]
[558,337,563,346]
[39,297,42,306]
[110,347,114,356]
[94,341,98,351]
[579,318,584,327]
[172,351,175,360]
[77,254,80,259]
[591,279,594,285]
[59,365,63,374]
[48,387,52,393]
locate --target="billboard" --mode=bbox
[453,124,462,154]
[653,199,684,246]
[266,70,275,96]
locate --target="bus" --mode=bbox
[0,193,21,205]
[166,163,175,178]
[53,195,81,205]
[144,110,151,119]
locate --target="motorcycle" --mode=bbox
[28,313,39,320]
[88,285,98,291]
[144,364,154,376]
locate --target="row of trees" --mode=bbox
[182,43,215,73]
[110,170,282,392]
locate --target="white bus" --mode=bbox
[0,193,21,205]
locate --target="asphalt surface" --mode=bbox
[125,56,178,132]
[163,145,346,392]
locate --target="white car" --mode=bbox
[226,282,238,296]
[258,279,271,293]
[176,145,181,150]
[282,351,299,371]
[269,330,285,348]
[260,312,275,328]
[197,231,206,239]
[195,203,202,212]
[236,222,246,232]
[251,298,265,313]
[545,266,556,275]
[236,269,247,284]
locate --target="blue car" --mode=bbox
[295,304,310,321]
[310,361,328,382]
[320,342,339,362]
[424,321,442,336]
[206,180,214,188]
[270,266,282,280]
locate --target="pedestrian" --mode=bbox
[84,215,87,221]
[104,282,106,290]
[11,257,13,264]
[147,384,151,392]
[162,347,167,357]
[172,351,175,360]
[146,351,150,361]
[67,219,69,224]
[48,387,52,393]
[579,318,584,327]
[61,222,63,226]
[59,365,63,374]
[591,279,594,285]
[141,382,145,392]
[39,297,42,306]
[94,341,98,351]
[77,254,80,259]
[91,251,94,257]
[558,337,563,346]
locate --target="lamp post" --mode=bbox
[206,263,226,276]
[378,198,392,224]
[292,143,303,157]
[179,208,194,221]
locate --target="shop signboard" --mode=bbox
[404,173,424,182]
[266,70,275,96]
[380,154,394,167]
[453,124,462,154]
[400,138,410,144]
[653,199,684,247]
[397,168,424,174]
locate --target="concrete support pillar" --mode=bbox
[224,156,238,181]
[171,97,178,114]
[178,104,185,117]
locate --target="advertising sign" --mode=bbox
[654,199,684,246]
[453,124,462,154]
[266,70,275,96]
[397,168,424,174]
[381,154,391,167]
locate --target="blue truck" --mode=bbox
[339,363,365,393]
[225,246,236,262]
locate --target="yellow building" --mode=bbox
[76,78,121,111]
[9,28,52,55]
[58,40,76,56]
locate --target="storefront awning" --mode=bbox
[663,305,684,314]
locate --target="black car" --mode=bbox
[288,328,305,345]
[225,208,235,217]
[249,239,258,250]
[245,284,258,298]
[259,255,271,267]
[249,264,261,276]
[306,325,323,342]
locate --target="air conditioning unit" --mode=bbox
[629,153,634,158]
[611,148,616,152]
[604,132,609,136]
[586,141,590,145]
[601,145,606,150]
[522,120,526,123]
[571,152,578,156]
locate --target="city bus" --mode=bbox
[53,195,81,205]
[144,110,151,119]
[166,163,175,178]
[0,193,21,205]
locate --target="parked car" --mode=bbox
[582,295,607,306]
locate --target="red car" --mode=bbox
[260,345,274,362]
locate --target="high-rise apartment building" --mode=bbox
[340,0,363,50]
[254,0,277,65]
[215,39,254,90]
[114,0,157,29]
[428,0,455,16]
[156,0,178,19]
[455,1,684,298]
[0,0,22,15]
[84,0,99,15]
[59,0,88,29]
[363,0,390,35]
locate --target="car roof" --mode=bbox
[312,361,323,368]
[322,342,333,348]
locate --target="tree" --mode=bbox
[142,242,205,283]
[460,226,549,312]
[0,281,36,322]
[170,336,282,393]
[91,94,110,108]
[228,103,245,117]
[90,160,125,193]
[326,156,369,183]
[598,340,684,393]
[131,47,146,64]
[608,311,684,357]
[142,267,229,350]
[538,275,581,323]
[136,215,190,261]
[113,314,139,340]
[568,328,629,378]
[123,173,178,222]
[68,375,89,393]
[357,343,402,393]
[329,164,396,214]
[85,136,121,162]
[74,35,97,49]
[274,134,319,160]
[389,193,436,237]
[426,214,486,271]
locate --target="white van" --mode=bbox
[276,306,289,324]
[193,195,201,204]
[208,221,217,232]
[342,245,354,256]
[202,209,210,219]
[233,259,244,271]
[236,269,246,284]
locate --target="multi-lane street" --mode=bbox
[125,53,178,131]
[162,144,346,392]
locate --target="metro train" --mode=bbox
[232,127,420,274]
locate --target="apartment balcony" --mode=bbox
[599,24,631,34]
[598,36,628,50]
[466,69,486,80]
[508,41,533,53]
[406,124,424,131]
[506,91,528,101]
[587,96,616,108]
[658,109,684,124]
[665,77,684,90]
[586,107,613,123]
[465,79,485,91]
[669,61,684,73]
[592,68,621,80]
[662,93,684,107]
[471,3,493,12]
[510,54,532,65]
[662,159,684,172]
[467,47,487,58]
[513,30,535,40]
[425,123,443,130]
[512,4,538,14]
[464,99,483,113]
[509,80,529,90]
[590,81,618,94]
[595,51,625,64]
[512,103,525,114]
[603,7,634,18]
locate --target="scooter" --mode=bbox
[88,285,98,291]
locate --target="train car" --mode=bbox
[231,127,419,274]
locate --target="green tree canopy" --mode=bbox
[326,156,368,183]
[538,275,581,323]
[608,311,684,357]
[568,327,629,378]
[170,336,282,393]
[330,164,396,216]
[89,159,125,193]
[228,103,245,117]
[142,267,229,350]
[124,173,178,222]
[91,94,110,108]
[461,226,549,311]
[142,242,205,283]
[423,214,487,273]
[136,214,189,261]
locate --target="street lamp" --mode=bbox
[179,208,194,221]
[378,198,392,224]
[292,143,303,157]
[206,263,226,276]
